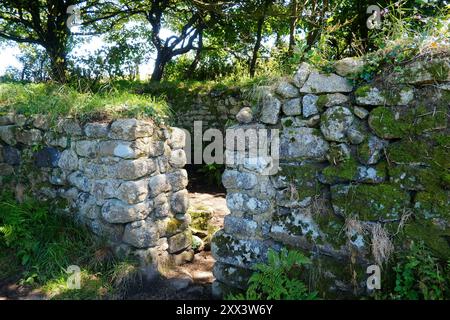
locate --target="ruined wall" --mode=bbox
[171,87,252,134]
[212,56,450,298]
[0,115,193,268]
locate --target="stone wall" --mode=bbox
[0,115,193,269]
[171,87,251,134]
[212,57,450,298]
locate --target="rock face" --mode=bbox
[320,106,354,142]
[212,58,450,299]
[300,73,353,93]
[334,57,365,77]
[0,115,191,269]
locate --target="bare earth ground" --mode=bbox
[0,191,229,300]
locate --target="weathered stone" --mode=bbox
[357,135,388,165]
[171,189,189,214]
[75,140,99,158]
[355,86,414,106]
[68,171,91,192]
[300,73,353,93]
[15,129,42,145]
[168,127,186,149]
[76,193,100,220]
[115,159,152,180]
[212,231,280,269]
[302,94,319,117]
[213,263,253,290]
[117,179,149,204]
[353,106,370,119]
[84,122,109,138]
[109,119,153,141]
[236,107,253,123]
[153,194,170,218]
[320,159,386,184]
[89,218,124,243]
[57,119,83,136]
[320,106,354,142]
[58,149,79,171]
[224,215,258,237]
[281,115,320,128]
[280,127,329,160]
[276,163,323,206]
[148,174,171,196]
[271,207,321,244]
[275,81,299,98]
[2,146,20,165]
[400,58,450,84]
[49,168,67,185]
[281,98,302,116]
[226,193,271,214]
[222,170,257,190]
[34,147,61,168]
[44,132,68,148]
[334,57,365,77]
[14,114,27,126]
[331,184,410,221]
[260,92,281,124]
[292,62,313,88]
[102,199,151,224]
[32,115,50,130]
[168,230,192,254]
[192,235,205,252]
[89,179,120,203]
[346,124,367,145]
[0,163,14,177]
[0,125,17,145]
[0,114,14,126]
[167,170,188,192]
[317,93,350,108]
[169,149,186,168]
[123,219,159,248]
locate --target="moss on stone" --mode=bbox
[314,213,347,250]
[322,158,360,184]
[316,95,329,108]
[368,107,410,139]
[279,163,323,201]
[331,184,410,221]
[414,191,450,219]
[355,85,371,98]
[426,60,450,82]
[403,220,450,260]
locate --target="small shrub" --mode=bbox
[377,241,450,300]
[228,248,318,300]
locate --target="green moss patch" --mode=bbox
[414,191,450,219]
[331,184,410,221]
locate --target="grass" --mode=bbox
[0,191,141,300]
[0,82,171,124]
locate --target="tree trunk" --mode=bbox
[186,31,203,78]
[249,16,265,78]
[288,0,299,56]
[151,50,170,82]
[47,48,67,83]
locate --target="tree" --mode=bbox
[123,0,228,82]
[0,0,127,82]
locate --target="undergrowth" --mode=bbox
[0,191,140,299]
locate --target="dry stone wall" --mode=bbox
[212,57,450,298]
[0,115,193,269]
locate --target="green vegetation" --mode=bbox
[377,241,450,300]
[0,83,170,123]
[227,248,318,300]
[0,191,141,299]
